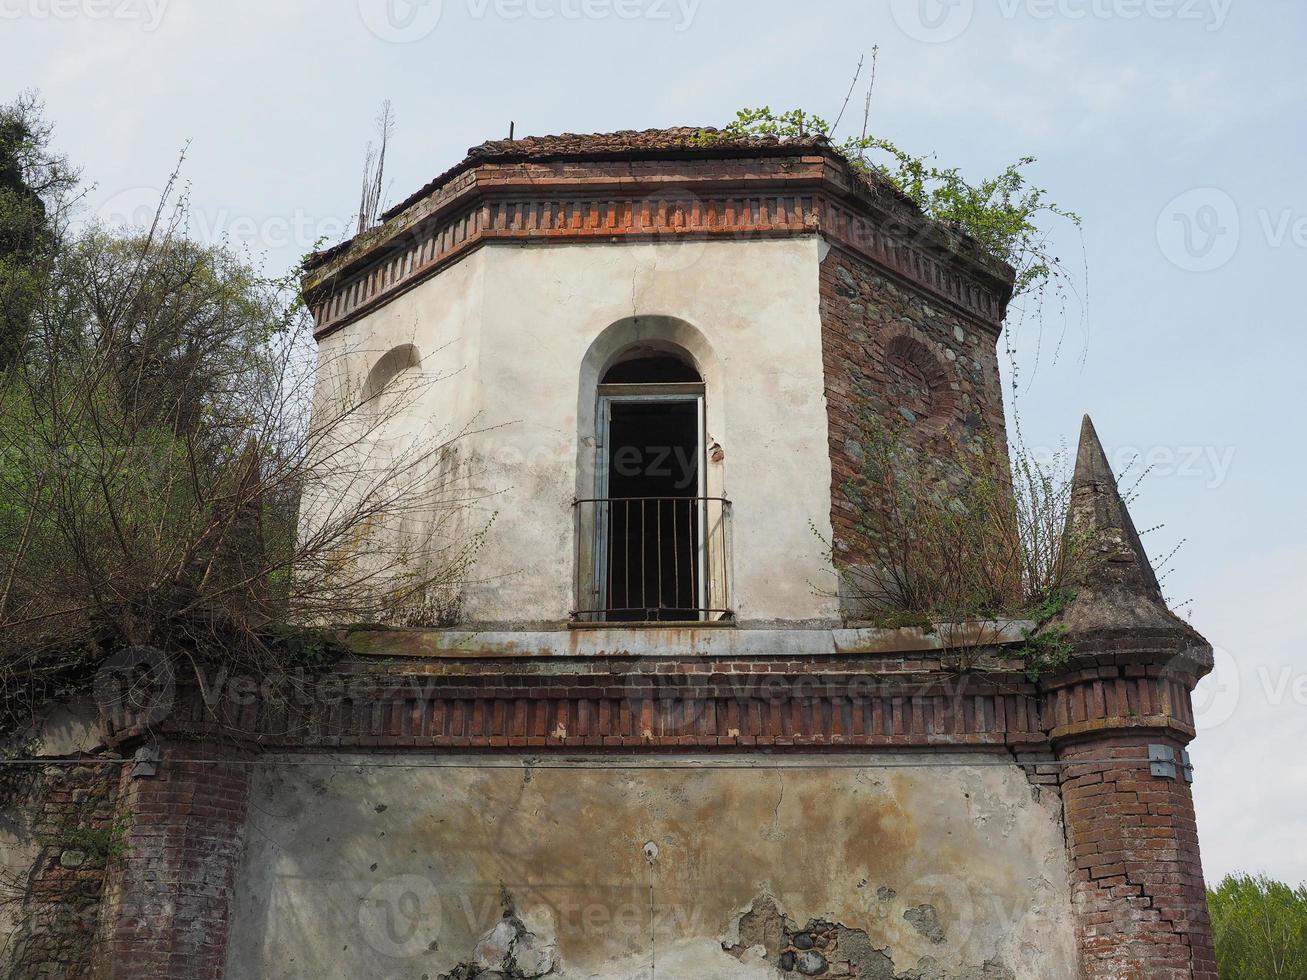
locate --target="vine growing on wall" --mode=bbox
[698,50,1090,412]
[731,57,1098,678]
[697,103,1081,302]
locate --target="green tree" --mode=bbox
[1209,873,1307,979]
[0,92,78,369]
[0,102,485,746]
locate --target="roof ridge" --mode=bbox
[376,126,834,224]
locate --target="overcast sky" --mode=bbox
[4,0,1304,886]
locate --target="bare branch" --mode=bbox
[830,54,864,139]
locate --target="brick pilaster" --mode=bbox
[94,739,253,980]
[1057,733,1216,980]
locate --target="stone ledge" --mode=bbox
[341,620,1035,661]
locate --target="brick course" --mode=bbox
[93,739,253,980]
[1057,734,1216,980]
[304,147,1013,340]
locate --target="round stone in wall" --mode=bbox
[795,949,828,975]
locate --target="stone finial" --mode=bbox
[1070,414,1161,597]
[1053,415,1205,642]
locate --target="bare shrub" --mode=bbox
[826,416,1097,667]
[0,161,485,742]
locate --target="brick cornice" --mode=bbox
[102,659,1060,753]
[303,153,1016,340]
[100,652,1203,756]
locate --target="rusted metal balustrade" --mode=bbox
[573,496,732,623]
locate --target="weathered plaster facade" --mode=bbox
[227,754,1078,979]
[310,236,839,625]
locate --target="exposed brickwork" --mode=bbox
[1057,734,1216,980]
[1042,661,1199,744]
[92,641,1201,760]
[2,758,120,978]
[818,243,1010,568]
[94,739,253,980]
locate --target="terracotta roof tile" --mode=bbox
[464,126,828,160]
[378,127,833,222]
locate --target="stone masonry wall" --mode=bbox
[1,758,120,978]
[818,243,1010,578]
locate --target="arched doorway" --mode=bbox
[594,350,705,621]
[574,328,731,624]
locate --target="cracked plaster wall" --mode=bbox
[225,752,1078,979]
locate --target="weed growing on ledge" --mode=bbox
[39,809,133,868]
[1015,589,1077,680]
[697,106,1080,302]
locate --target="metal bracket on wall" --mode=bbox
[1181,750,1195,784]
[132,744,160,778]
[1149,744,1178,779]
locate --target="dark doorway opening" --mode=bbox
[603,398,701,621]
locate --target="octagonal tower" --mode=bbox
[300,128,1015,630]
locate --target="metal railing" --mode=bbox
[573,496,732,623]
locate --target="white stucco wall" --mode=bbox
[312,238,838,626]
